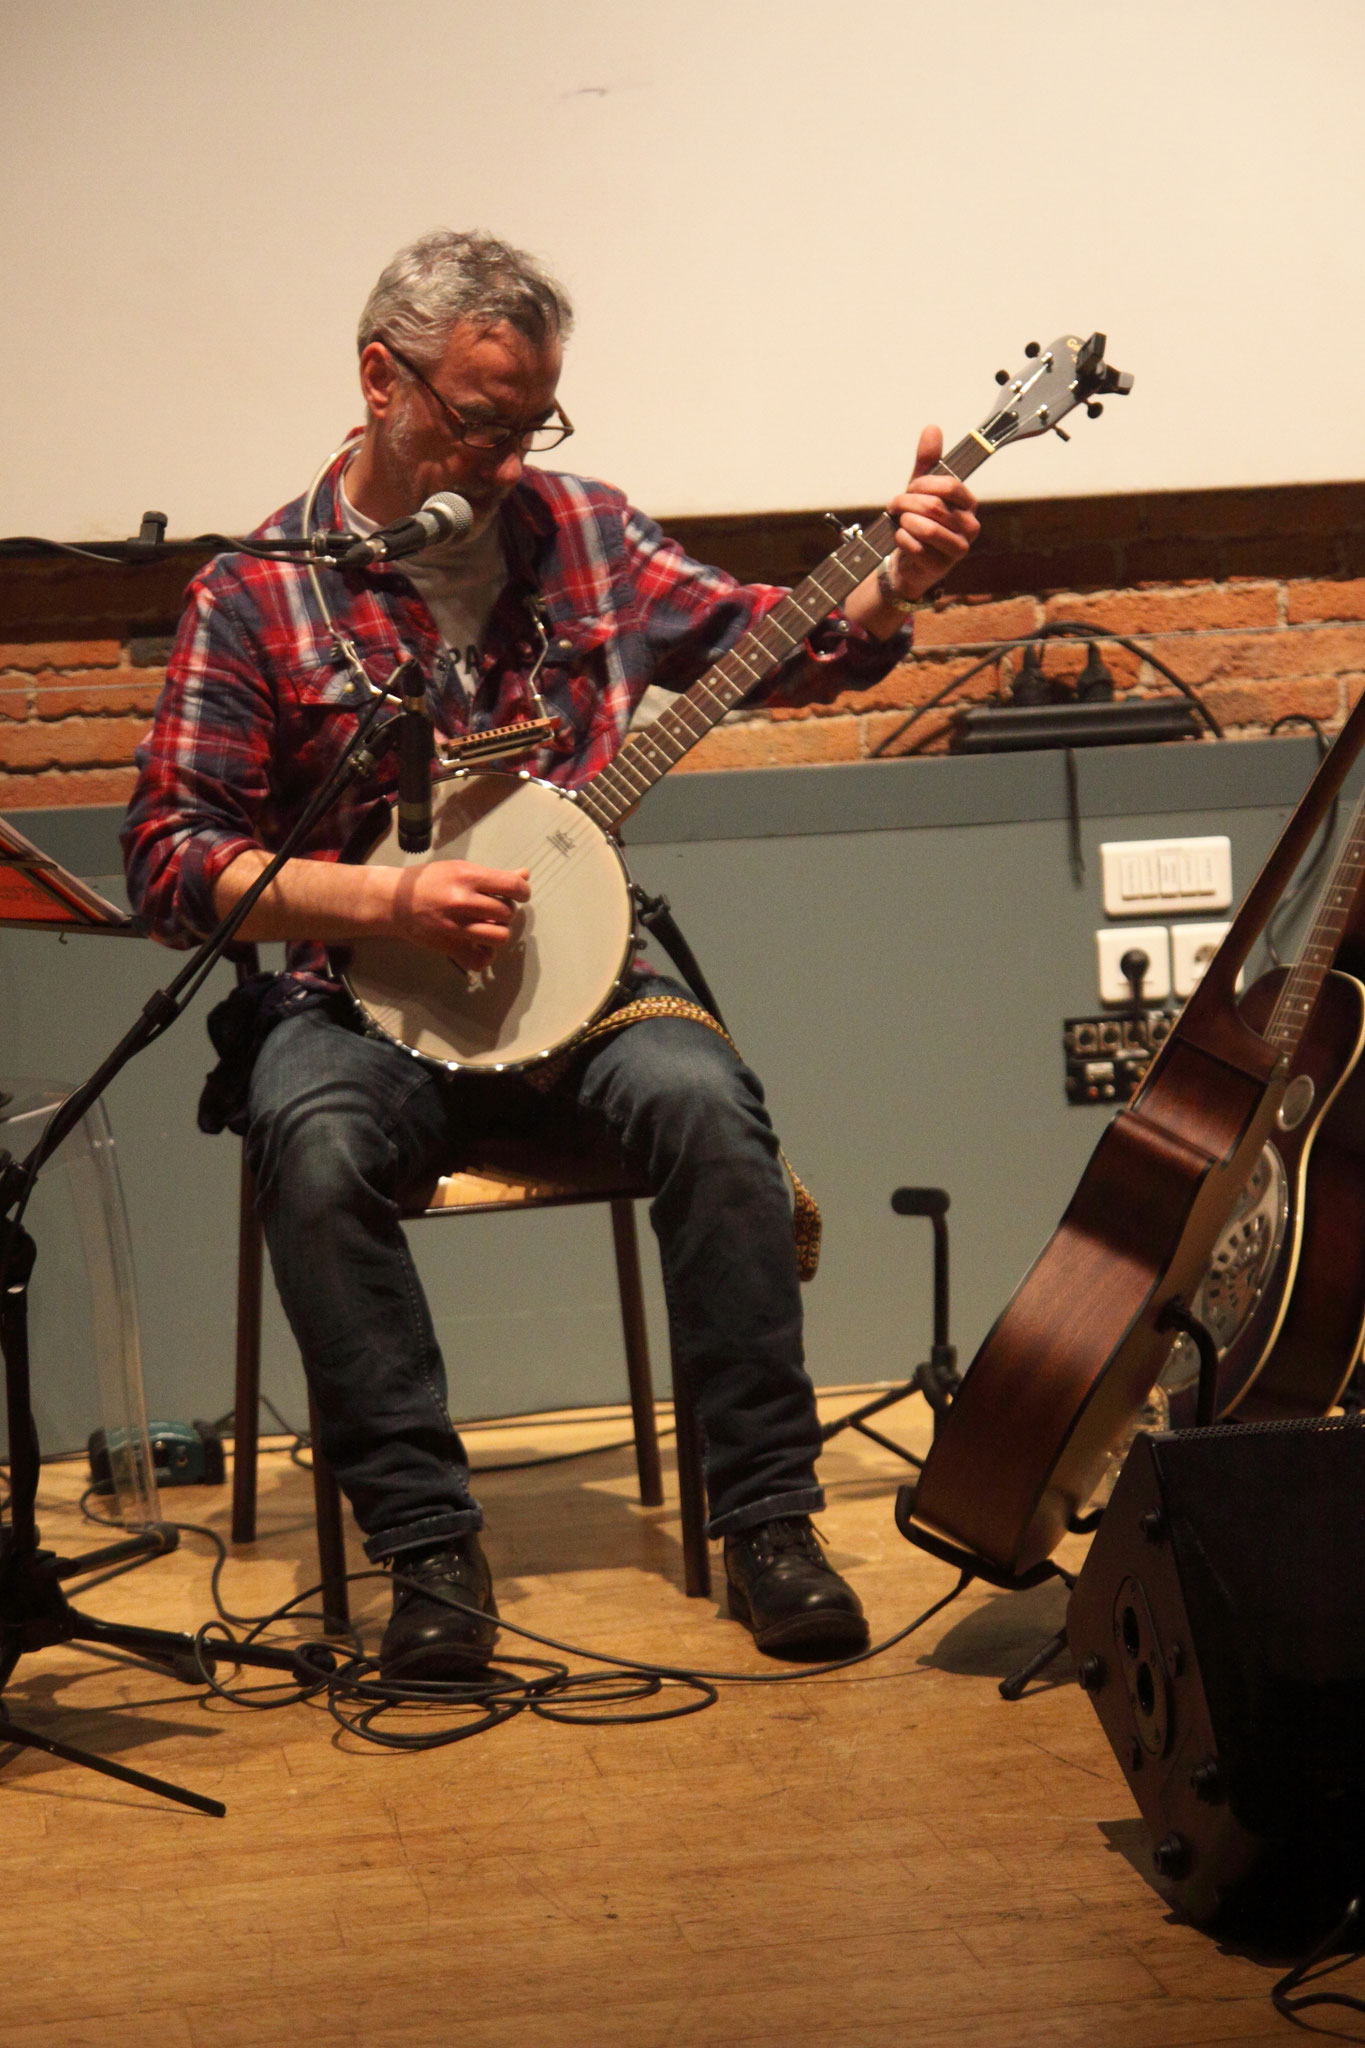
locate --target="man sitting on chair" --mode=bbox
[122,230,979,1674]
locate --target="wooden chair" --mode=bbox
[230,1083,711,1635]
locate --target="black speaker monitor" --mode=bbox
[1067,1416,1365,1933]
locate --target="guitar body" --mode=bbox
[1164,967,1365,1425]
[341,772,636,1072]
[912,1038,1287,1577]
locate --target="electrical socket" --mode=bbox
[1171,920,1234,997]
[1096,925,1171,1005]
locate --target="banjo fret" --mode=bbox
[583,515,895,835]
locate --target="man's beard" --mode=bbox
[383,387,427,485]
[383,392,497,539]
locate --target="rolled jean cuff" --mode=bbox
[706,1486,825,1540]
[363,1508,484,1564]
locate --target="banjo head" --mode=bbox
[342,772,635,1072]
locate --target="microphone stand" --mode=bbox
[0,684,413,1816]
[819,1185,960,1468]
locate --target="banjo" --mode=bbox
[342,332,1132,1072]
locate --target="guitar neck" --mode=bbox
[1157,679,1365,1083]
[1264,783,1365,1055]
[575,432,995,836]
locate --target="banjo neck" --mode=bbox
[571,328,1137,836]
[572,437,996,839]
[345,334,1132,1077]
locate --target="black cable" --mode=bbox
[70,1469,970,1751]
[77,1487,343,1633]
[1271,1895,1365,2017]
[869,640,1013,757]
[0,531,354,567]
[381,1560,972,1688]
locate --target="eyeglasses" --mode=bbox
[379,339,574,453]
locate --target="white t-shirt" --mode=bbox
[340,477,507,706]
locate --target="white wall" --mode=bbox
[2,0,1363,539]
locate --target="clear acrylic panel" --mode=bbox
[0,1081,160,1525]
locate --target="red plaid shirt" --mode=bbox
[122,448,906,975]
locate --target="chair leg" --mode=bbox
[670,1350,711,1599]
[306,1390,352,1636]
[231,1155,263,1545]
[609,1198,664,1507]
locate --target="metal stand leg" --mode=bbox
[231,1155,262,1545]
[0,1710,226,1817]
[610,1198,664,1508]
[230,946,263,1546]
[821,1186,959,1459]
[231,1077,349,1632]
[306,1392,351,1636]
[1159,1298,1221,1428]
[670,1353,711,1599]
[999,1626,1070,1701]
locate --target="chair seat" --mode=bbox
[233,1119,710,1623]
[412,1137,652,1216]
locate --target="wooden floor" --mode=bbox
[0,1392,1344,2047]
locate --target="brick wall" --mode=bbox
[0,547,195,813]
[2,480,1364,807]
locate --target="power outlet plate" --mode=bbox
[1097,925,1171,1005]
[1100,837,1232,918]
[1171,920,1233,997]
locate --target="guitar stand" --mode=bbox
[820,1185,960,1467]
[892,1484,1079,1693]
[930,1297,1226,1702]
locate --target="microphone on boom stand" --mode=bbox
[341,490,474,567]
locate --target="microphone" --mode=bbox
[342,490,474,567]
[395,661,435,854]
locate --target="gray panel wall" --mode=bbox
[0,737,1333,1449]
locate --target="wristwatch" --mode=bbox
[875,555,921,616]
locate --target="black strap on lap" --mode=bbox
[631,886,728,1032]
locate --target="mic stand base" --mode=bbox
[0,1526,340,1818]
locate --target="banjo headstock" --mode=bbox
[977,332,1133,449]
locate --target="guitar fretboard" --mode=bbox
[574,432,997,836]
[1265,789,1365,1053]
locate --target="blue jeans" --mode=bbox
[245,980,824,1562]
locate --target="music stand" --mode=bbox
[0,815,139,938]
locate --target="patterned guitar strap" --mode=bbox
[530,994,822,1282]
